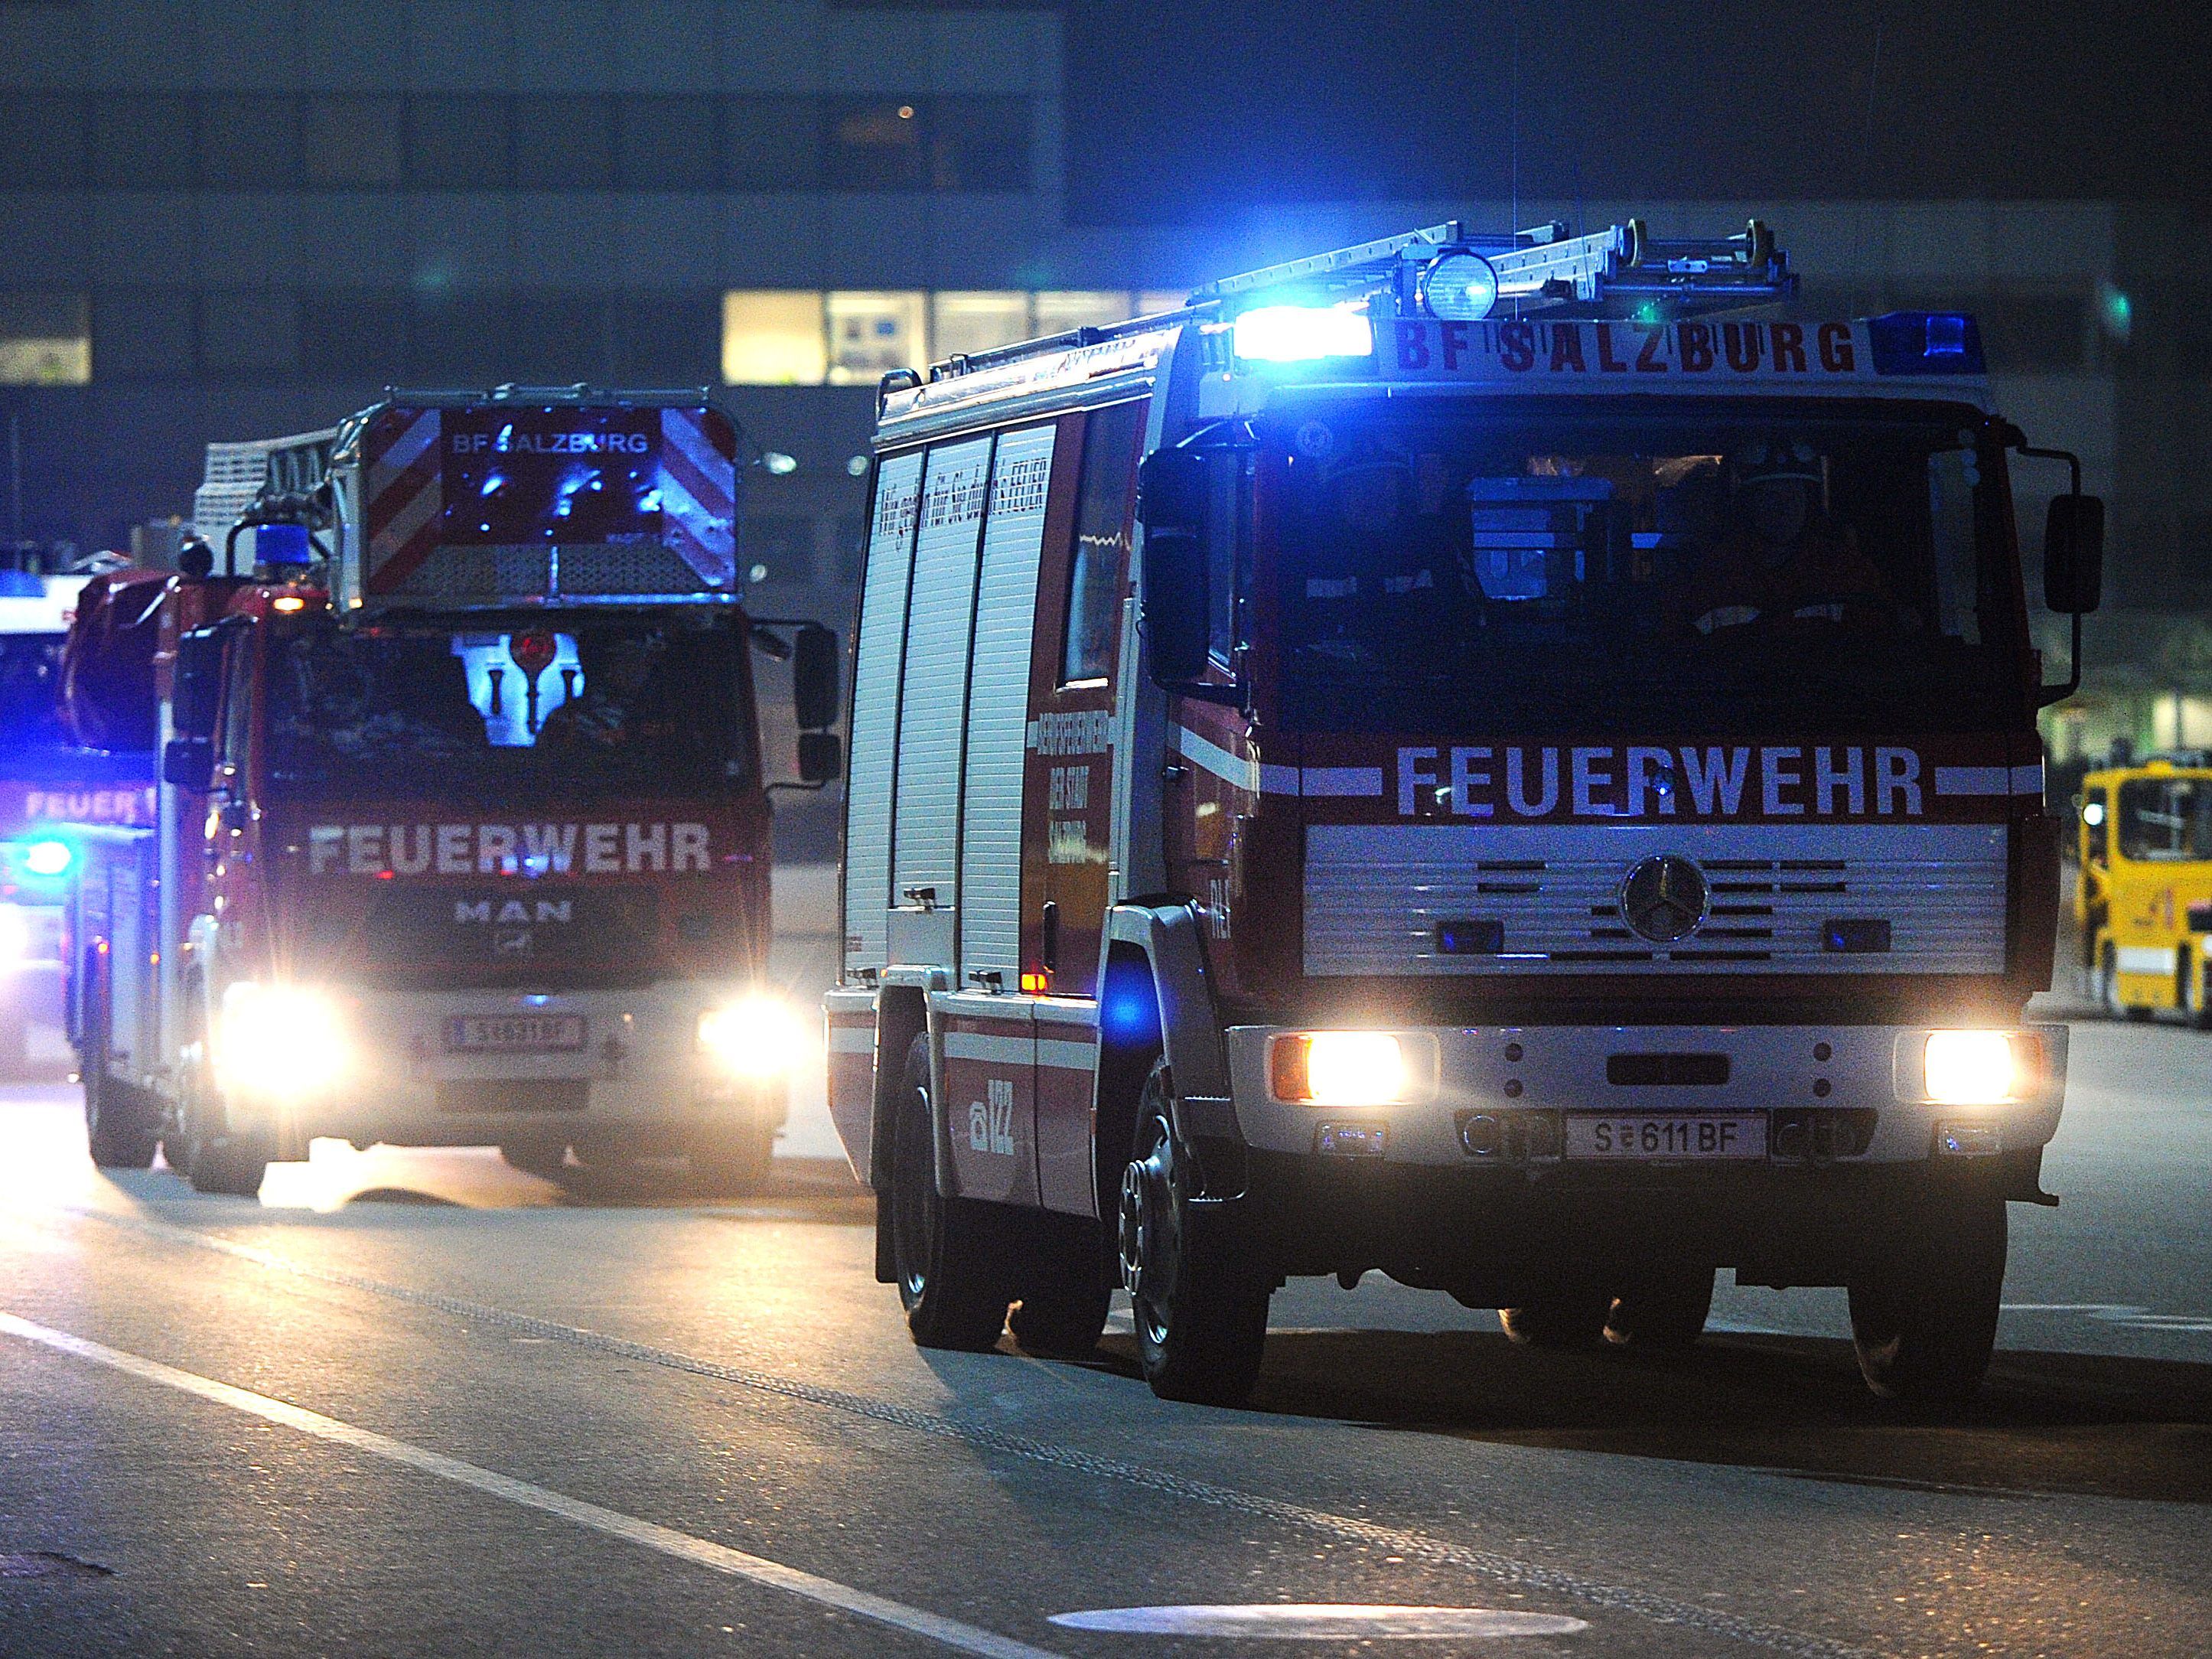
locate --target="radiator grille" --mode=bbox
[1305,823,2007,976]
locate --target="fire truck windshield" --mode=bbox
[265,616,755,799]
[1270,398,2021,732]
[0,634,67,755]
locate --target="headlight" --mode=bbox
[698,996,806,1078]
[217,983,348,1098]
[1921,1031,2023,1105]
[1269,1032,1410,1105]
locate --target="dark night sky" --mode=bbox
[1061,2,2210,223]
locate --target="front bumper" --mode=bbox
[1224,1021,2067,1166]
[222,983,790,1150]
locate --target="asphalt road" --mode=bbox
[1,1010,2207,1658]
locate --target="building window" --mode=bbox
[928,98,1031,191]
[725,96,819,191]
[201,94,301,189]
[826,290,927,385]
[91,95,197,189]
[722,291,827,386]
[408,96,510,190]
[0,294,91,385]
[302,96,402,187]
[723,290,1192,386]
[823,99,926,191]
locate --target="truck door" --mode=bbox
[1021,400,1146,999]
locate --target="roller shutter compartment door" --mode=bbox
[842,450,922,976]
[891,435,993,955]
[959,424,1055,985]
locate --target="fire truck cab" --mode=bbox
[828,220,2100,1406]
[65,386,839,1194]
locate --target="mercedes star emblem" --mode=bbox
[1621,854,1711,944]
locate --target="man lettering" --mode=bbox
[308,825,344,875]
[1395,321,1431,370]
[673,823,710,872]
[1634,327,1668,372]
[1548,324,1586,373]
[1497,321,1536,372]
[1817,321,1855,373]
[626,822,667,873]
[1723,322,1763,373]
[479,823,518,875]
[1440,321,1471,370]
[436,823,471,875]
[391,825,434,875]
[1595,323,1630,373]
[1678,321,1715,372]
[1626,747,1679,816]
[585,823,621,873]
[523,823,578,874]
[1771,321,1808,372]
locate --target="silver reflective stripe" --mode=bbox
[944,1030,1034,1065]
[1038,1039,1098,1071]
[829,1027,875,1054]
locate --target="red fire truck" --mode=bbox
[64,386,840,1195]
[827,221,2101,1405]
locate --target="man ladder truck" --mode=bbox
[63,385,841,1194]
[827,218,2098,1406]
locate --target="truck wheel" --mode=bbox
[689,1126,776,1196]
[889,1034,1010,1351]
[1008,1214,1112,1359]
[1848,1195,2006,1405]
[1119,1061,1270,1406]
[174,1045,270,1198]
[83,1013,158,1171]
[2184,949,2212,1031]
[1499,1289,1612,1350]
[2100,943,2149,1022]
[1604,1267,1715,1350]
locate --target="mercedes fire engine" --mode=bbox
[62,386,840,1194]
[826,220,2102,1406]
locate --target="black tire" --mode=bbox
[1848,1195,2007,1405]
[173,1029,269,1198]
[2184,948,2212,1032]
[1604,1267,1716,1350]
[1499,1288,1614,1350]
[689,1125,777,1196]
[1008,1214,1112,1359]
[187,1136,272,1198]
[500,1141,569,1179]
[1119,1061,1270,1405]
[889,1035,1011,1351]
[81,973,157,1169]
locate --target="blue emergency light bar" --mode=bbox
[1866,311,1987,376]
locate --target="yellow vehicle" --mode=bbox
[2077,755,2212,1023]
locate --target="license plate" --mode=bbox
[1565,1113,1767,1160]
[444,1015,585,1054]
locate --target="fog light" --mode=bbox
[1271,1032,1409,1105]
[1315,1122,1386,1157]
[1459,1113,1503,1157]
[1937,1121,2003,1157]
[1923,1031,2019,1105]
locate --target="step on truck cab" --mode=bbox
[828,220,2102,1405]
[64,386,841,1195]
[2076,751,2212,1024]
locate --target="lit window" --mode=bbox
[826,291,927,385]
[0,294,90,385]
[722,291,827,386]
[1034,291,1131,337]
[930,291,1031,360]
[1137,289,1190,318]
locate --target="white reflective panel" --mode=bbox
[842,451,923,972]
[1050,1605,1589,1639]
[959,424,1056,982]
[891,436,993,944]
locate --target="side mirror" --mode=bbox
[1140,526,1210,687]
[2044,494,2105,614]
[793,624,839,731]
[162,735,213,792]
[1136,448,1207,534]
[797,731,843,784]
[173,627,224,738]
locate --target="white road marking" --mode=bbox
[34,1206,1874,1659]
[1051,1604,1587,1638]
[0,1312,1061,1659]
